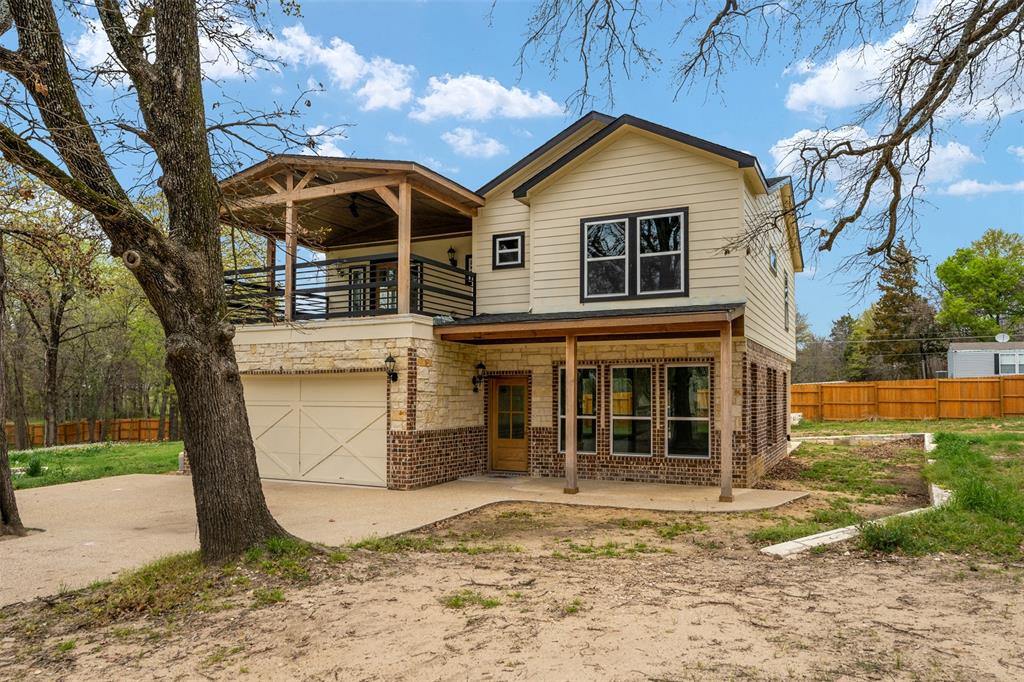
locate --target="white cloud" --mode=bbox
[385,132,409,145]
[266,25,414,110]
[925,141,979,183]
[784,2,1023,120]
[356,58,415,111]
[785,45,885,112]
[72,18,255,82]
[770,128,976,187]
[942,179,1024,196]
[441,127,508,159]
[411,74,562,122]
[420,156,460,175]
[1009,145,1024,161]
[302,125,347,157]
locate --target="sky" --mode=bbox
[65,0,1024,335]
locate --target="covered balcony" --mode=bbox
[219,156,485,324]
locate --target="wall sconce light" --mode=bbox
[447,245,457,267]
[471,362,486,392]
[384,354,399,382]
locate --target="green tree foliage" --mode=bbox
[936,229,1024,337]
[869,239,939,379]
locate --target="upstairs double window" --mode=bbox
[581,208,688,302]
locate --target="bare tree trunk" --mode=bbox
[41,342,58,447]
[157,375,169,441]
[0,233,26,536]
[9,317,30,450]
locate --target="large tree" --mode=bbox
[936,228,1024,337]
[515,0,1024,271]
[0,1,321,560]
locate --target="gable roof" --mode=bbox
[476,111,615,195]
[511,114,770,199]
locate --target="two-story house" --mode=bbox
[220,112,802,503]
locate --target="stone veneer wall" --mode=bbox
[234,321,791,490]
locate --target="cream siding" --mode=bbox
[526,130,744,312]
[473,122,607,314]
[740,187,797,360]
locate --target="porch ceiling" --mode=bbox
[219,156,482,250]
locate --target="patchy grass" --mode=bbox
[748,501,862,545]
[561,540,672,558]
[794,417,1024,436]
[790,441,922,502]
[441,590,501,609]
[252,588,285,606]
[560,598,584,615]
[9,441,183,490]
[350,534,520,555]
[859,432,1024,558]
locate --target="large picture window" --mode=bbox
[611,367,652,455]
[559,367,598,453]
[580,208,687,302]
[665,366,710,458]
[583,219,628,297]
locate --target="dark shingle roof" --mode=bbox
[436,303,745,327]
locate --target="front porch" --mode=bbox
[219,156,484,324]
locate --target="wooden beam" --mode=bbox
[564,334,579,493]
[374,186,400,215]
[227,173,407,210]
[397,179,412,314]
[284,175,297,321]
[719,321,734,503]
[409,178,478,217]
[263,176,286,194]
[294,170,316,192]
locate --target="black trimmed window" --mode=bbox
[611,366,652,455]
[581,208,688,302]
[583,219,628,297]
[559,367,598,453]
[492,232,524,269]
[638,213,683,294]
[665,365,710,458]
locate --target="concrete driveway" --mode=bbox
[0,474,804,606]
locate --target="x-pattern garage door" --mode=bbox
[242,374,387,487]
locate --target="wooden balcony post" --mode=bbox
[397,179,411,314]
[564,333,579,494]
[265,235,276,287]
[719,321,734,502]
[284,200,296,321]
[283,172,296,321]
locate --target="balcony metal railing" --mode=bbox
[224,252,476,323]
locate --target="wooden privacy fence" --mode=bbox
[792,376,1024,421]
[4,418,173,448]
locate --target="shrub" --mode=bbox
[859,518,915,553]
[26,458,44,477]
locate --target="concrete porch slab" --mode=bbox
[453,475,807,513]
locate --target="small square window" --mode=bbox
[492,232,524,269]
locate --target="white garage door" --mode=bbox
[242,374,387,487]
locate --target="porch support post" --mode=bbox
[718,321,734,502]
[265,234,276,288]
[282,199,294,321]
[564,333,579,494]
[397,179,412,314]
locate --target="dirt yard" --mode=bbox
[2,440,1022,681]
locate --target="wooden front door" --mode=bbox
[489,377,528,472]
